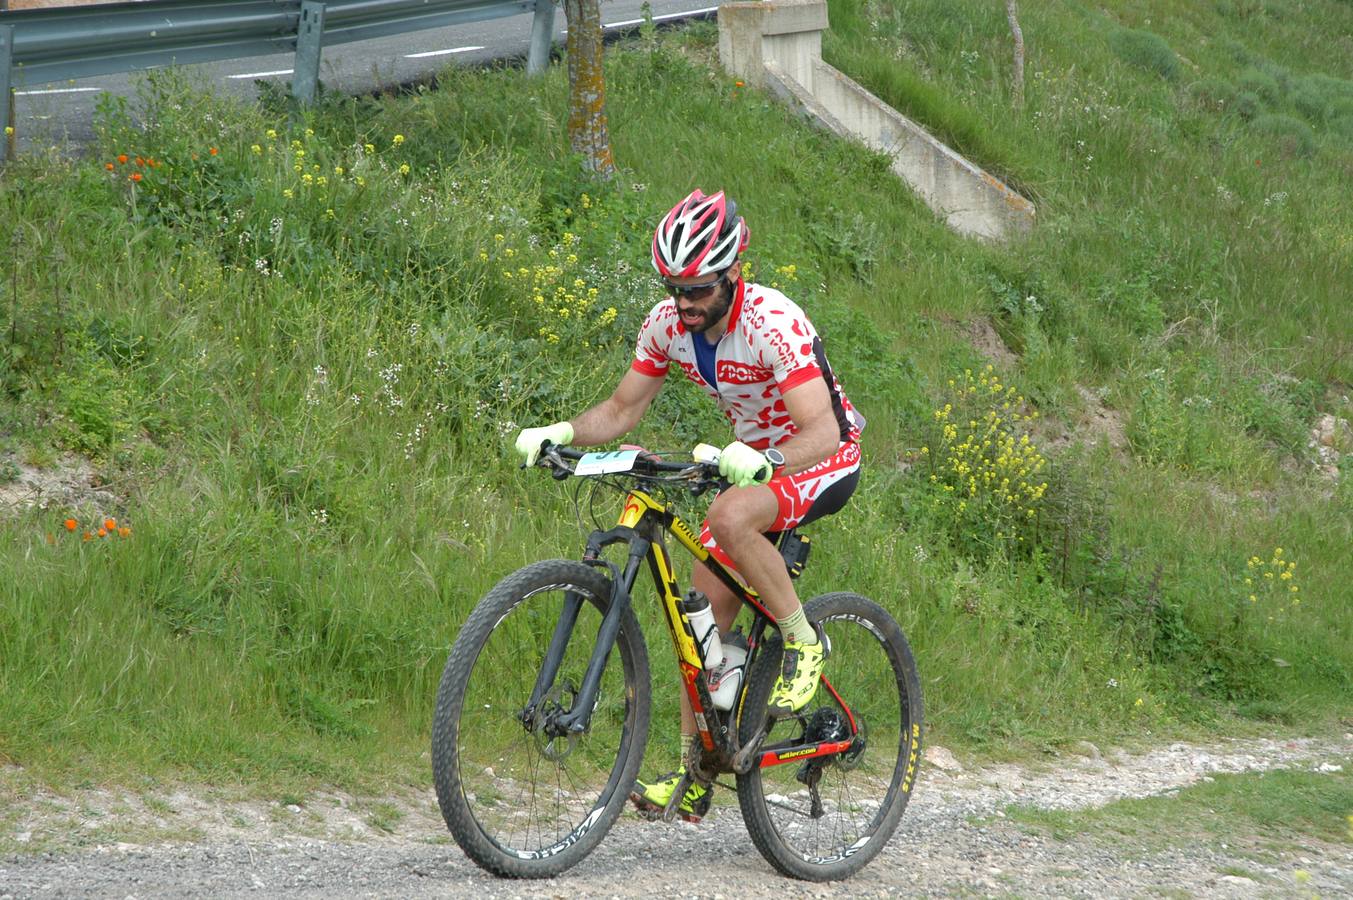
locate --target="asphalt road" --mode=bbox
[5,0,719,156]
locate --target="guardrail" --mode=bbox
[0,0,558,160]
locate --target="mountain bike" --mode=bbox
[431,442,923,881]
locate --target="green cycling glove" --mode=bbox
[718,440,772,488]
[515,421,574,466]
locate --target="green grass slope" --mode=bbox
[0,3,1349,792]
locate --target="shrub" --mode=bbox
[1331,114,1353,141]
[1292,74,1353,124]
[1236,67,1282,106]
[1247,113,1317,157]
[1238,547,1302,624]
[1290,85,1329,123]
[918,365,1049,561]
[1303,74,1353,103]
[1231,90,1262,120]
[1329,97,1353,121]
[807,207,881,283]
[1109,28,1183,81]
[1185,78,1238,114]
[1227,374,1322,455]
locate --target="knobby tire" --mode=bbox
[431,560,651,877]
[735,592,923,881]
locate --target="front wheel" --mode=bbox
[431,560,651,877]
[736,592,923,881]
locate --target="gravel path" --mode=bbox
[3,735,1350,898]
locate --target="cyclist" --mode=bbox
[514,189,864,821]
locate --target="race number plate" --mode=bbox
[574,449,640,475]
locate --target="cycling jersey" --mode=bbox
[631,280,865,450]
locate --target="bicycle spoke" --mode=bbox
[434,562,650,875]
[738,593,921,880]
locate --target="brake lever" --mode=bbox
[534,443,574,480]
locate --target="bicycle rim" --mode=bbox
[737,593,921,880]
[432,561,649,876]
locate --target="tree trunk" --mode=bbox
[1005,0,1025,109]
[563,0,616,177]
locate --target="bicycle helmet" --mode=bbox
[651,189,750,279]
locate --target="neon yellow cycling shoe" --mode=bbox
[629,766,712,823]
[767,637,826,716]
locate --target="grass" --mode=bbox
[0,1,1350,800]
[1001,759,1353,859]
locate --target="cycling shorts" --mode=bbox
[699,441,861,573]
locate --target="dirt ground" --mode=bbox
[3,735,1351,898]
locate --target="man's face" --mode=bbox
[666,269,734,335]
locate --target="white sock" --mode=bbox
[776,606,818,645]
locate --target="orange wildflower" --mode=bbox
[130,172,143,182]
[105,162,115,171]
[104,517,117,531]
[117,154,128,164]
[98,527,108,538]
[209,147,218,156]
[83,531,93,541]
[135,156,145,166]
[64,518,78,531]
[118,526,132,538]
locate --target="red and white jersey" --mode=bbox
[631,280,865,449]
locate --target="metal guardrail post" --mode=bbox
[1,26,13,164]
[293,1,327,103]
[526,0,556,76]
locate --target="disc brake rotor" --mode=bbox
[533,682,582,762]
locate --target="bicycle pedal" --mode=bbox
[628,795,663,820]
[627,790,707,824]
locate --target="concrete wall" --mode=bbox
[719,0,1034,242]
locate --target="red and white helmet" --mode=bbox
[651,190,750,278]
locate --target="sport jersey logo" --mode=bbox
[716,360,775,385]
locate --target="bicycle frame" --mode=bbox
[522,482,859,777]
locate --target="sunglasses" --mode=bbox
[664,272,728,300]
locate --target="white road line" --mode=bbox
[566,6,720,33]
[603,6,718,28]
[15,87,102,96]
[228,69,294,80]
[404,45,485,59]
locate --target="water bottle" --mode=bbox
[709,631,749,711]
[683,590,723,670]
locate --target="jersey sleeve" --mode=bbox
[748,293,822,392]
[631,299,677,377]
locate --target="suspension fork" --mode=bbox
[523,530,650,736]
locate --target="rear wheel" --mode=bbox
[736,592,922,881]
[431,560,651,877]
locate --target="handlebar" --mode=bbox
[533,442,728,493]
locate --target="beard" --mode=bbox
[679,283,734,334]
